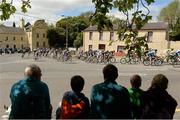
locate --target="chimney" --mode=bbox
[20,18,25,29]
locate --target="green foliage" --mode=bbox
[91,0,155,57]
[0,0,31,20]
[21,0,31,13]
[74,32,83,49]
[47,26,65,48]
[158,0,180,41]
[56,12,91,47]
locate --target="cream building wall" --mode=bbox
[0,19,49,50]
[83,30,168,54]
[138,30,168,54]
[83,22,172,54]
[170,41,180,50]
[28,20,49,50]
[0,26,28,49]
[83,31,125,52]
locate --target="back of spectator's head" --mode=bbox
[150,74,168,90]
[130,74,142,89]
[71,75,85,93]
[24,64,42,80]
[103,64,118,82]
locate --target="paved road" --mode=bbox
[0,54,180,118]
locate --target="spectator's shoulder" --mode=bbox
[116,84,128,91]
[39,81,49,90]
[11,79,26,89]
[39,80,48,86]
[92,82,104,89]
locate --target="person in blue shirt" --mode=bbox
[9,64,52,119]
[90,64,132,119]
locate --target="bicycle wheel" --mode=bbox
[154,59,163,66]
[109,57,116,63]
[120,58,127,64]
[143,60,150,66]
[172,59,180,68]
[92,57,98,63]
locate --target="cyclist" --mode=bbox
[147,49,157,64]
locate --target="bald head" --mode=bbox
[24,64,42,80]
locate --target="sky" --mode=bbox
[0,0,173,26]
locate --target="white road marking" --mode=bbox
[119,73,147,76]
[145,68,168,71]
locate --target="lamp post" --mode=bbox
[65,24,68,50]
[61,15,68,50]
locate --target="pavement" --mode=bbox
[0,53,180,118]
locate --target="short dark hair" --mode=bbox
[103,64,118,82]
[71,75,85,93]
[130,74,142,88]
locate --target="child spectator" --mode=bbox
[128,74,144,119]
[56,75,90,119]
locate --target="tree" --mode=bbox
[91,0,155,57]
[47,26,65,48]
[158,0,180,41]
[56,13,91,48]
[0,0,31,20]
[74,32,83,50]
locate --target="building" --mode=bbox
[83,22,179,54]
[0,19,49,50]
[0,24,28,49]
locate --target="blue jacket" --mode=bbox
[90,81,132,119]
[9,77,51,119]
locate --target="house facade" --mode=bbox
[0,19,49,50]
[83,22,179,54]
[0,24,28,49]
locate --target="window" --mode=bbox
[6,37,8,41]
[98,44,105,50]
[21,37,23,41]
[36,42,39,48]
[13,45,16,49]
[43,42,46,47]
[89,45,92,50]
[6,44,9,48]
[110,31,114,41]
[147,31,153,42]
[89,32,93,40]
[43,33,46,38]
[37,33,39,38]
[13,37,16,41]
[21,44,24,49]
[99,32,103,40]
[117,45,125,52]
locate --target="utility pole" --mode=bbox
[61,15,68,50]
[66,24,68,50]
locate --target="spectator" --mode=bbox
[9,64,52,119]
[57,75,90,119]
[90,64,132,119]
[141,74,177,119]
[128,74,144,119]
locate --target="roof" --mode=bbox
[84,22,168,31]
[0,25,26,35]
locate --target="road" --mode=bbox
[0,54,180,118]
